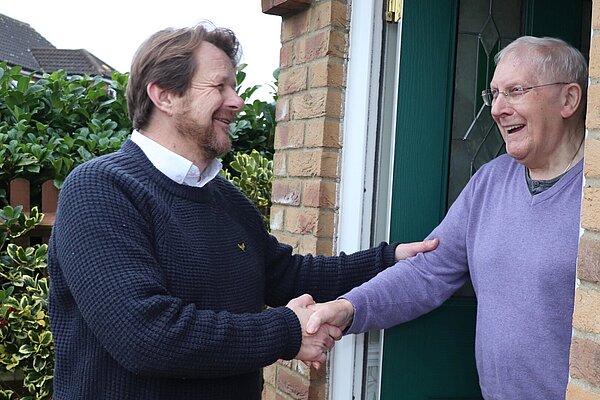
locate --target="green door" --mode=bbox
[380,0,590,398]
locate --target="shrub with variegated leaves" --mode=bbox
[0,206,52,399]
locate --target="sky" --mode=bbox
[0,1,282,99]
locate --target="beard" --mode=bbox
[173,109,232,160]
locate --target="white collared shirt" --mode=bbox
[130,130,222,187]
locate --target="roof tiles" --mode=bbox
[0,13,116,78]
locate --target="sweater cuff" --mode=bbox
[278,306,302,361]
[338,295,362,335]
[382,242,400,267]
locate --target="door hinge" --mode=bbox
[385,0,402,23]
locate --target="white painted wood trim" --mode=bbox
[330,0,383,398]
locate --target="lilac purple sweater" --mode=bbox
[344,154,582,399]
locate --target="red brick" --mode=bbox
[277,366,309,400]
[566,383,600,400]
[593,1,600,30]
[284,207,319,235]
[275,122,305,150]
[305,118,342,148]
[287,149,339,178]
[310,59,345,89]
[584,138,600,178]
[270,204,285,231]
[581,187,600,231]
[311,0,349,30]
[273,152,287,177]
[281,10,310,42]
[586,85,600,129]
[295,37,307,64]
[304,30,346,62]
[572,285,600,334]
[272,179,302,206]
[262,0,311,17]
[291,90,343,120]
[280,42,294,68]
[569,336,600,385]
[284,207,335,237]
[295,360,311,378]
[590,39,600,79]
[292,91,327,119]
[262,384,277,400]
[276,96,291,122]
[273,230,301,252]
[297,235,335,255]
[302,179,337,208]
[279,66,308,95]
[298,235,318,254]
[577,233,600,283]
[263,364,278,387]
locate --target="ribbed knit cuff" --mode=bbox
[382,242,400,267]
[278,306,302,361]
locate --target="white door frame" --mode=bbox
[330,0,390,398]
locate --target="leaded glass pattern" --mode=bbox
[448,0,521,206]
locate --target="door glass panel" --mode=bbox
[447,0,521,207]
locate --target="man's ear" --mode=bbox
[147,82,174,116]
[561,83,582,119]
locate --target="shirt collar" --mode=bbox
[130,130,222,187]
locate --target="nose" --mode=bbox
[490,94,512,119]
[225,87,244,112]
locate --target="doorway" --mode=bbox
[367,0,591,398]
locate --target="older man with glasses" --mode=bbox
[306,36,587,399]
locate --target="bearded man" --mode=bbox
[47,21,437,400]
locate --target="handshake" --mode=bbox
[286,294,354,370]
[285,238,439,369]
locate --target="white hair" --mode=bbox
[495,36,588,96]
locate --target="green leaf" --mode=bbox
[18,344,35,356]
[32,355,46,372]
[36,331,52,347]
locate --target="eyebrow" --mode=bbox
[490,82,527,89]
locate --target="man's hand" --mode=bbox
[394,238,439,262]
[306,299,355,336]
[286,294,342,369]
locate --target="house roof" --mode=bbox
[0,13,54,71]
[31,48,114,78]
[0,13,116,78]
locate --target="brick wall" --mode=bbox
[567,1,600,398]
[262,1,350,399]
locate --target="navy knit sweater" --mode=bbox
[48,140,397,399]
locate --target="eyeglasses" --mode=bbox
[481,82,570,107]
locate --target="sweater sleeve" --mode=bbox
[263,237,398,307]
[342,173,476,334]
[50,162,302,379]
[211,175,399,308]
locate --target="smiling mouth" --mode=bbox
[505,124,525,134]
[214,117,233,124]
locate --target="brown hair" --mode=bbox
[126,21,241,130]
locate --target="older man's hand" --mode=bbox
[306,299,355,337]
[286,294,343,369]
